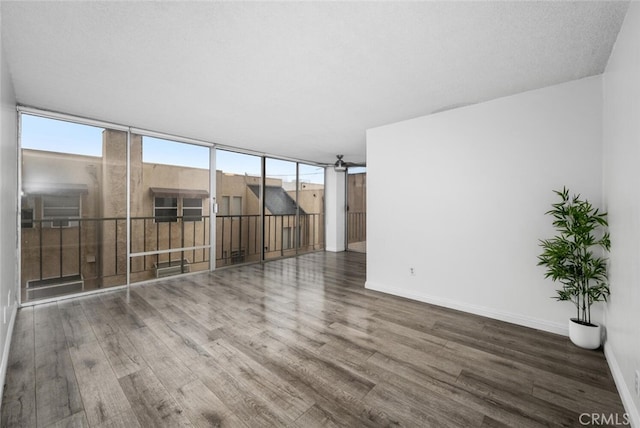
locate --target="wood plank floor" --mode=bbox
[2,251,626,427]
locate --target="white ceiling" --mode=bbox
[1,1,629,165]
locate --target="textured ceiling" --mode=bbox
[0,1,629,165]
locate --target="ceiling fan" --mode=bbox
[333,155,365,171]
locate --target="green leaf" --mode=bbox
[537,187,610,322]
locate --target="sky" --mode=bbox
[21,114,326,184]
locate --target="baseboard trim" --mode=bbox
[604,343,640,428]
[0,303,18,415]
[365,281,568,336]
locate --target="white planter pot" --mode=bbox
[568,318,601,349]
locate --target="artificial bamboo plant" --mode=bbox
[537,187,611,325]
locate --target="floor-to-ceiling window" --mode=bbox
[264,158,298,260]
[19,110,326,303]
[215,149,262,267]
[347,167,366,253]
[297,163,325,254]
[20,114,129,301]
[129,135,211,283]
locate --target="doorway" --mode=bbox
[346,167,366,253]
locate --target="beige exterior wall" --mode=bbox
[101,130,129,286]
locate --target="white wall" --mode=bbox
[366,76,603,335]
[602,2,640,426]
[0,31,19,409]
[325,167,346,252]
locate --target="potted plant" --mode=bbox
[537,187,611,349]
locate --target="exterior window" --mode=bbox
[183,198,203,222]
[21,208,34,229]
[42,195,81,228]
[231,196,242,216]
[219,196,240,216]
[219,196,230,216]
[154,197,178,222]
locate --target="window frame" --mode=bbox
[182,197,203,222]
[154,196,178,223]
[21,208,34,229]
[231,196,242,216]
[41,194,82,228]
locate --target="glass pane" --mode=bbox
[215,150,262,267]
[347,167,366,253]
[219,196,230,216]
[264,158,297,260]
[231,196,242,216]
[154,208,178,223]
[298,163,325,254]
[130,135,210,283]
[155,197,177,208]
[21,209,34,229]
[183,198,201,208]
[183,209,202,222]
[42,195,80,208]
[20,114,127,301]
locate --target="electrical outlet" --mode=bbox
[410,267,415,276]
[635,370,640,397]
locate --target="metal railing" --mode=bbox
[217,213,324,265]
[347,211,366,243]
[21,212,325,293]
[130,215,210,274]
[22,217,127,284]
[21,216,210,289]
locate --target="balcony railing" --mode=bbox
[217,213,324,265]
[347,211,366,243]
[21,212,324,300]
[21,216,211,294]
[130,215,211,275]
